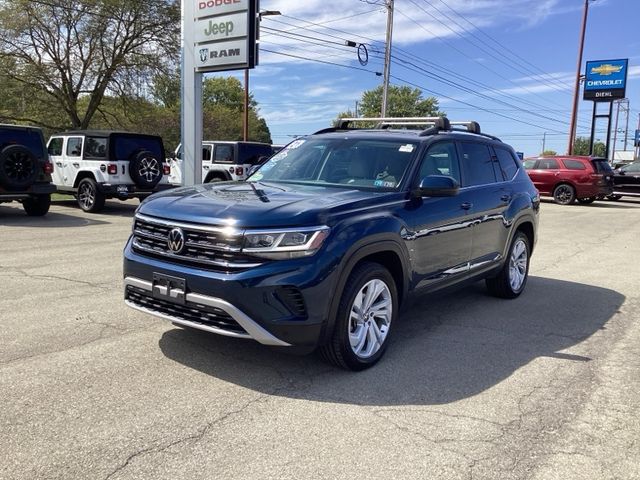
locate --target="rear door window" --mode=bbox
[203,145,212,161]
[523,159,537,170]
[459,142,497,186]
[66,137,83,157]
[537,159,560,169]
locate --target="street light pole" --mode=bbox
[568,0,590,155]
[244,10,281,141]
[381,0,394,117]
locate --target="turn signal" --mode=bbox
[107,164,118,175]
[163,164,171,175]
[43,161,54,174]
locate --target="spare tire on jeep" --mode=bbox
[129,150,162,188]
[0,145,38,190]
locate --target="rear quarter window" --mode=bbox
[592,160,613,173]
[238,144,274,165]
[494,147,519,180]
[562,159,587,170]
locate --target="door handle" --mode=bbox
[460,202,472,210]
[72,162,80,168]
[56,162,63,167]
[500,194,511,202]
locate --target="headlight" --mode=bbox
[242,227,330,259]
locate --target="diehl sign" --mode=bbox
[584,59,628,102]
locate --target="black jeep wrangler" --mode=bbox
[0,125,55,216]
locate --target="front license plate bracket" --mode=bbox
[152,273,186,305]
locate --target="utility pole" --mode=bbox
[355,100,359,117]
[542,132,547,154]
[381,0,394,117]
[623,99,630,150]
[568,0,590,155]
[612,100,621,162]
[636,114,640,161]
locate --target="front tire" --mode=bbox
[553,184,575,205]
[320,262,397,371]
[77,178,105,213]
[22,194,51,216]
[486,231,530,299]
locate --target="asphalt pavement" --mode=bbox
[1,196,639,480]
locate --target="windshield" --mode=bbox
[248,137,418,190]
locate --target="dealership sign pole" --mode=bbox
[181,0,258,186]
[583,59,628,159]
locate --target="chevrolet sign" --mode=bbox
[584,59,628,101]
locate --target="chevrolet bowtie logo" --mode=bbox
[590,64,623,76]
[167,228,185,254]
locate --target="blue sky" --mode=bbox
[220,0,639,156]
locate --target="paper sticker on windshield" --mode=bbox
[288,139,306,149]
[374,180,396,188]
[271,150,288,162]
[399,144,415,153]
[251,173,263,181]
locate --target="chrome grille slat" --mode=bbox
[132,215,263,271]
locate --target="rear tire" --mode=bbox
[486,231,530,299]
[22,194,51,216]
[577,197,595,204]
[553,184,575,205]
[77,178,105,213]
[320,262,397,371]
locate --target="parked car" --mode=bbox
[47,130,173,212]
[608,161,640,200]
[168,141,274,185]
[124,117,539,370]
[522,155,613,205]
[0,124,55,216]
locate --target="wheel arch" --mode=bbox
[73,171,98,189]
[319,237,410,346]
[204,170,232,182]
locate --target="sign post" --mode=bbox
[583,59,628,159]
[180,0,259,186]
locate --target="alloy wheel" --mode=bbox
[348,279,392,359]
[78,182,95,210]
[138,157,160,183]
[509,238,528,292]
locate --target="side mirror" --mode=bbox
[414,175,460,197]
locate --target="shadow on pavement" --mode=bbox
[52,198,139,218]
[158,276,624,406]
[0,204,109,227]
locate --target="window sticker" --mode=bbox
[399,144,415,153]
[251,172,263,181]
[288,139,306,149]
[374,179,396,188]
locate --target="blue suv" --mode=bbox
[123,117,539,370]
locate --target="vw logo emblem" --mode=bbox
[167,228,185,254]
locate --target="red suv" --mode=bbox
[523,156,613,205]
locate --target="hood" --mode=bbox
[138,181,400,228]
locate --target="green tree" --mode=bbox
[359,85,443,118]
[572,136,606,157]
[541,150,558,156]
[0,0,180,130]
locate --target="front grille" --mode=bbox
[126,286,246,334]
[132,214,262,271]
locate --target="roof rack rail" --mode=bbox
[317,116,497,140]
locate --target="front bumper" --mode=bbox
[124,276,291,346]
[123,239,333,348]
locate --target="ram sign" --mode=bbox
[583,59,628,101]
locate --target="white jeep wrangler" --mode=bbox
[47,130,172,212]
[168,140,273,185]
